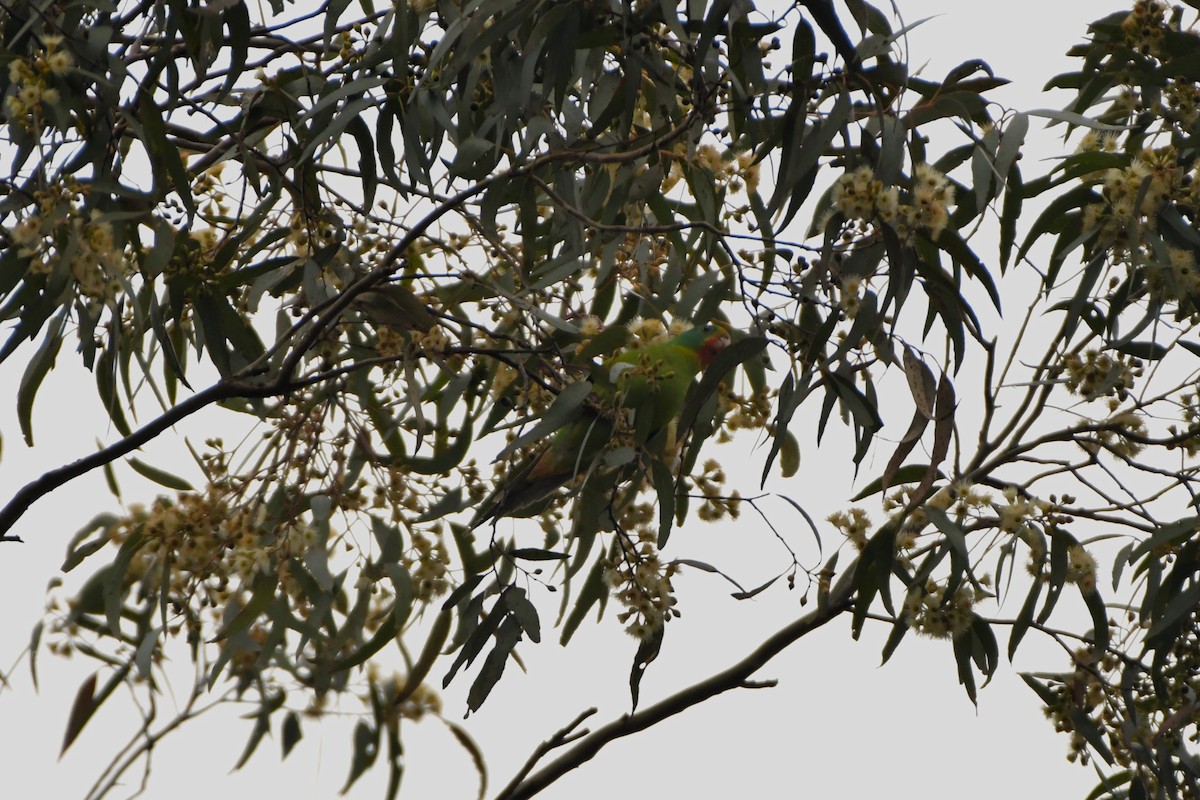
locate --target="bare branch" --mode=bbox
[494,577,856,800]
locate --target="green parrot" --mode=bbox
[473,323,731,527]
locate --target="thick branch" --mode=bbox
[494,579,856,800]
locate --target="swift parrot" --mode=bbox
[473,323,731,527]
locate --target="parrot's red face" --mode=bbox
[697,326,731,368]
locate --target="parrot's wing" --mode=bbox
[475,326,729,526]
[470,411,613,527]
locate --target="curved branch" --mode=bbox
[493,577,856,800]
[0,376,273,540]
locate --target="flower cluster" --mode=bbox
[44,482,332,662]
[692,458,741,521]
[1083,152,1180,250]
[1121,0,1170,57]
[1065,543,1098,593]
[906,163,956,240]
[917,480,992,518]
[1088,406,1148,459]
[882,480,992,556]
[838,274,864,318]
[1038,648,1112,767]
[6,35,72,130]
[828,507,871,550]
[1061,349,1141,400]
[831,165,898,223]
[403,529,452,602]
[716,384,771,437]
[832,163,956,241]
[662,145,760,198]
[574,315,606,354]
[626,316,670,346]
[605,532,680,639]
[1166,77,1200,130]
[990,487,1090,582]
[8,184,132,303]
[1168,390,1200,457]
[375,325,409,358]
[1074,130,1121,156]
[902,578,977,639]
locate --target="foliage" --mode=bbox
[5,0,1200,798]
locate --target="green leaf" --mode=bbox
[1027,107,1132,131]
[629,622,664,711]
[995,113,1027,191]
[1067,706,1116,765]
[999,164,1023,270]
[211,573,279,642]
[1082,587,1110,656]
[1008,572,1043,661]
[504,587,541,644]
[1130,516,1199,563]
[771,91,851,226]
[1037,530,1072,625]
[61,514,118,572]
[28,619,43,690]
[332,605,400,672]
[652,458,676,548]
[560,554,608,645]
[679,337,768,437]
[136,92,195,220]
[134,626,161,680]
[466,616,521,713]
[60,672,98,755]
[907,90,989,127]
[880,616,909,665]
[444,594,506,689]
[103,531,145,637]
[761,372,799,486]
[392,607,451,709]
[17,307,67,446]
[127,457,195,491]
[1146,580,1200,642]
[442,721,488,800]
[281,712,303,759]
[952,623,979,704]
[939,228,1000,311]
[851,523,898,637]
[341,720,381,794]
[851,465,945,501]
[345,115,378,210]
[220,2,251,99]
[1111,339,1168,360]
[507,548,569,562]
[495,380,592,462]
[234,692,287,771]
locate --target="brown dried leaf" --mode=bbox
[903,346,937,419]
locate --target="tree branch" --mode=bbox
[0,376,274,540]
[493,577,856,800]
